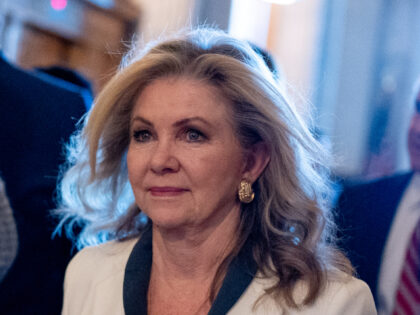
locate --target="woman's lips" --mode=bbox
[149,187,188,196]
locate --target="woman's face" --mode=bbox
[127,77,246,230]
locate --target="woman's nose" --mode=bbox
[150,140,180,175]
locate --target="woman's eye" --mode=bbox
[185,128,205,142]
[133,130,152,142]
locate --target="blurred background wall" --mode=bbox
[1,0,419,180]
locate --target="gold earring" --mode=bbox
[238,180,254,203]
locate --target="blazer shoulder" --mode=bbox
[64,237,138,287]
[292,273,376,314]
[230,272,376,314]
[312,275,377,314]
[62,238,138,315]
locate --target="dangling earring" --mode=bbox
[238,179,254,203]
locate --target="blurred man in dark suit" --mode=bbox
[0,53,87,314]
[337,82,420,314]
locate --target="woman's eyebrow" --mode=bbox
[131,116,153,126]
[173,117,214,128]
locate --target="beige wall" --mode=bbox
[228,0,323,116]
[128,0,322,118]
[267,0,323,101]
[229,0,271,48]
[131,0,197,44]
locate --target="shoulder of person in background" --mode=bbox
[337,171,413,201]
[0,54,88,315]
[34,65,94,110]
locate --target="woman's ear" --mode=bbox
[243,142,270,183]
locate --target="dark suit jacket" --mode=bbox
[0,54,87,314]
[336,171,414,303]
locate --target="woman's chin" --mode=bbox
[149,216,193,231]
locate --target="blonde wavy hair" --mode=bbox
[57,27,352,309]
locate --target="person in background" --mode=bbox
[336,79,420,314]
[35,65,95,110]
[58,28,375,315]
[0,52,87,314]
[0,177,18,283]
[249,42,283,82]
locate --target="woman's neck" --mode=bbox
[150,206,240,285]
[147,208,241,315]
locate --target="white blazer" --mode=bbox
[62,238,377,315]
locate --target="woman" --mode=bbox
[58,28,376,314]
